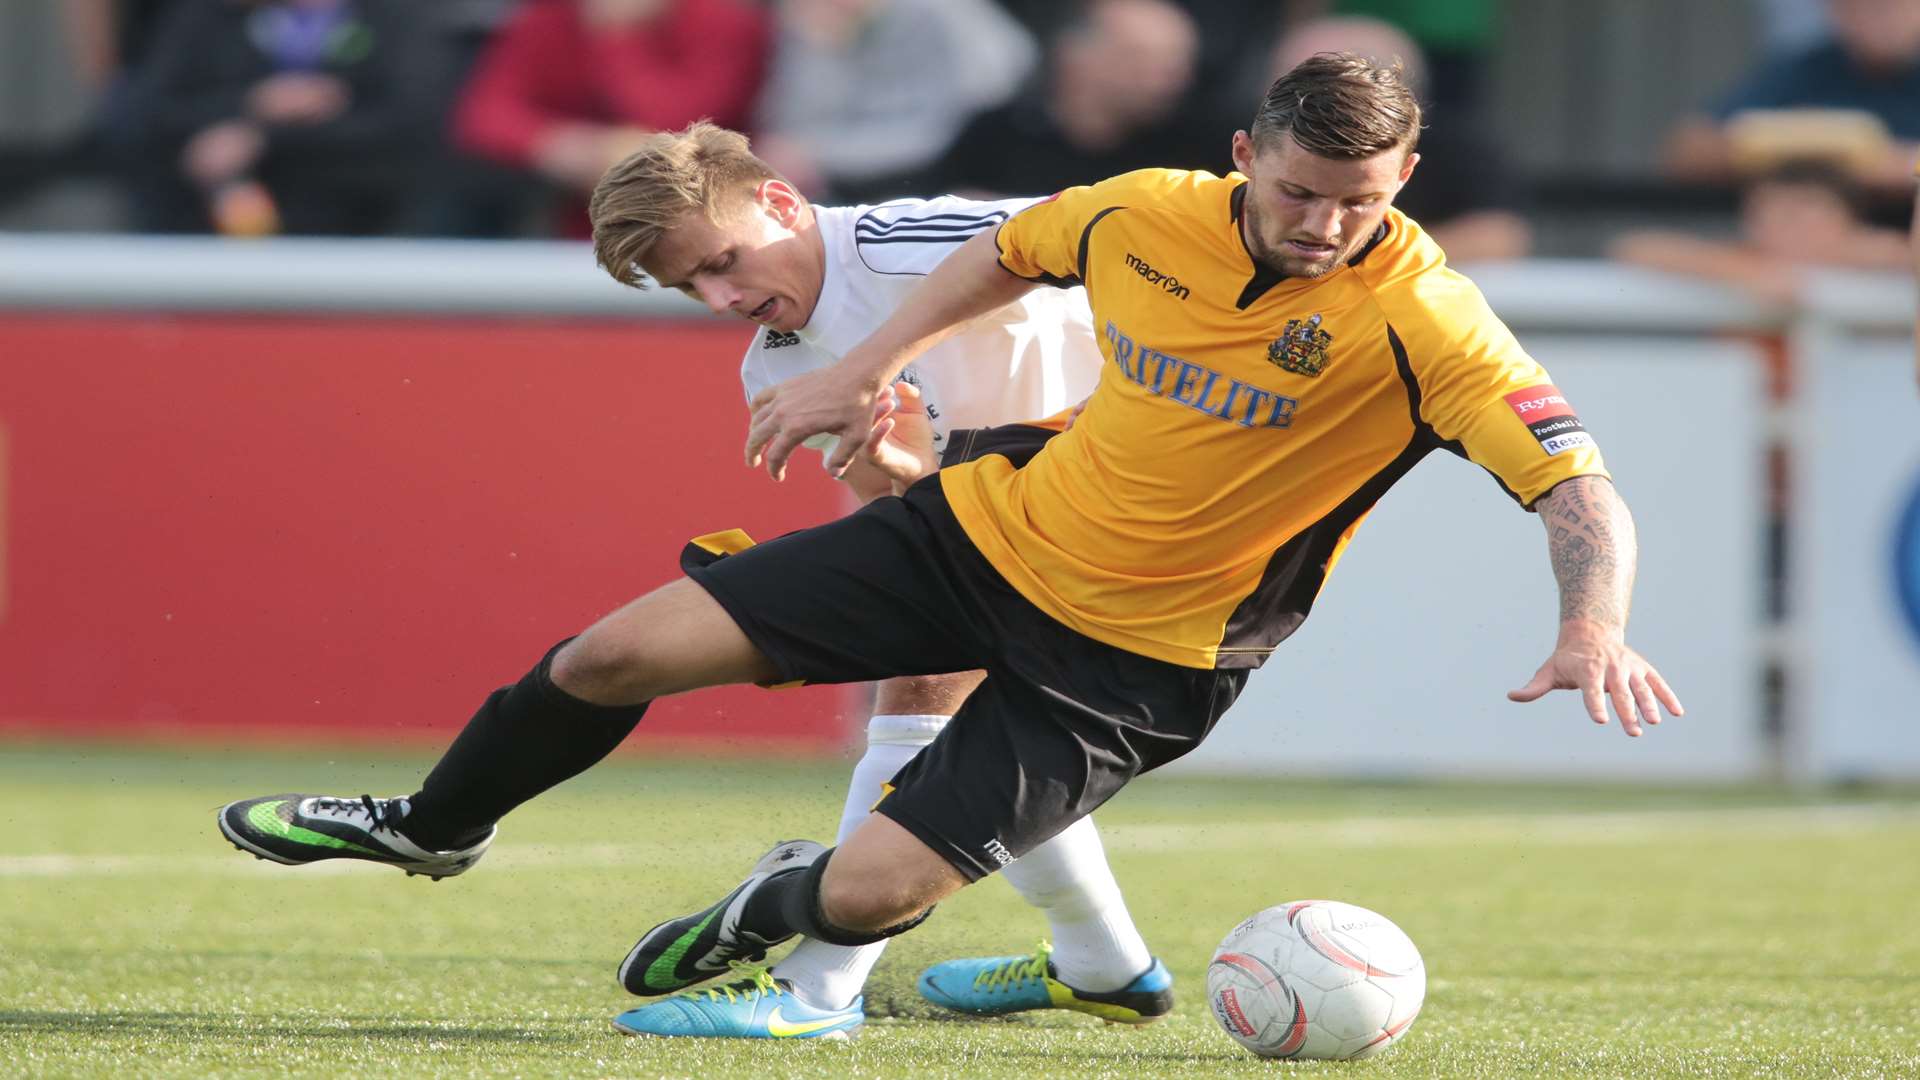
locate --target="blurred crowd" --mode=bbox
[1615,0,1917,289]
[15,0,1920,287]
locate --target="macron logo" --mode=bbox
[1124,252,1190,300]
[982,838,1015,867]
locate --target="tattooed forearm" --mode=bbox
[1537,475,1637,629]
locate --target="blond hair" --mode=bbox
[589,121,786,289]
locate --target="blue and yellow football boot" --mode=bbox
[611,963,864,1040]
[917,941,1174,1024]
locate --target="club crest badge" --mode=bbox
[1268,313,1333,377]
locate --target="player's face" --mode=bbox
[1230,130,1417,279]
[640,181,823,332]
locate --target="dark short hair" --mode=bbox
[1250,52,1422,159]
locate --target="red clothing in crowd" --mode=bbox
[454,0,770,169]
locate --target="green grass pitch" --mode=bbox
[2,742,1916,1078]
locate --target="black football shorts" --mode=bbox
[683,424,1247,880]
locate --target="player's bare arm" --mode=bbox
[1508,475,1684,736]
[746,230,1036,480]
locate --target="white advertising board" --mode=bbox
[1795,334,1920,779]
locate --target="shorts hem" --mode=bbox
[873,800,993,883]
[683,564,806,686]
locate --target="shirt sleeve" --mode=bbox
[1388,265,1609,508]
[852,194,1035,279]
[994,172,1154,288]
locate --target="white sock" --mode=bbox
[772,713,946,1010]
[999,816,1153,992]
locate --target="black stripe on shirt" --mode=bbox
[1215,327,1443,666]
[856,210,1009,237]
[855,222,1008,242]
[856,233,983,246]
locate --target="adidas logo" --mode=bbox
[764,330,801,349]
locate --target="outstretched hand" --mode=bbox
[1508,629,1683,737]
[859,381,939,489]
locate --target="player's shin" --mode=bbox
[1000,816,1154,991]
[400,638,649,850]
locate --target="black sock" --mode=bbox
[400,639,648,850]
[739,848,935,947]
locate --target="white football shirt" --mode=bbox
[738,194,1104,454]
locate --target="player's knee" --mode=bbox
[549,629,654,704]
[817,814,970,932]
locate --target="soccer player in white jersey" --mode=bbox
[588,122,1177,1038]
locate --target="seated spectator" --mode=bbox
[1613,160,1909,304]
[65,0,193,90]
[1268,15,1531,262]
[991,0,1288,141]
[920,0,1204,199]
[109,0,441,236]
[452,0,769,234]
[753,0,1036,204]
[1665,0,1920,194]
[400,0,537,236]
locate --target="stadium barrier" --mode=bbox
[0,238,856,752]
[0,237,1913,778]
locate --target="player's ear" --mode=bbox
[1397,151,1420,186]
[1230,130,1256,175]
[758,180,805,228]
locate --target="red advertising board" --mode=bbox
[0,314,858,750]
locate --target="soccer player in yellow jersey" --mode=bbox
[217,54,1683,1034]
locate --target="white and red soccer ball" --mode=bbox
[1206,899,1425,1060]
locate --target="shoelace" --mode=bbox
[676,961,782,1005]
[309,794,397,833]
[972,941,1053,994]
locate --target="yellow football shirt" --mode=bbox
[938,168,1608,670]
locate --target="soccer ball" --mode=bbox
[1206,899,1425,1060]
